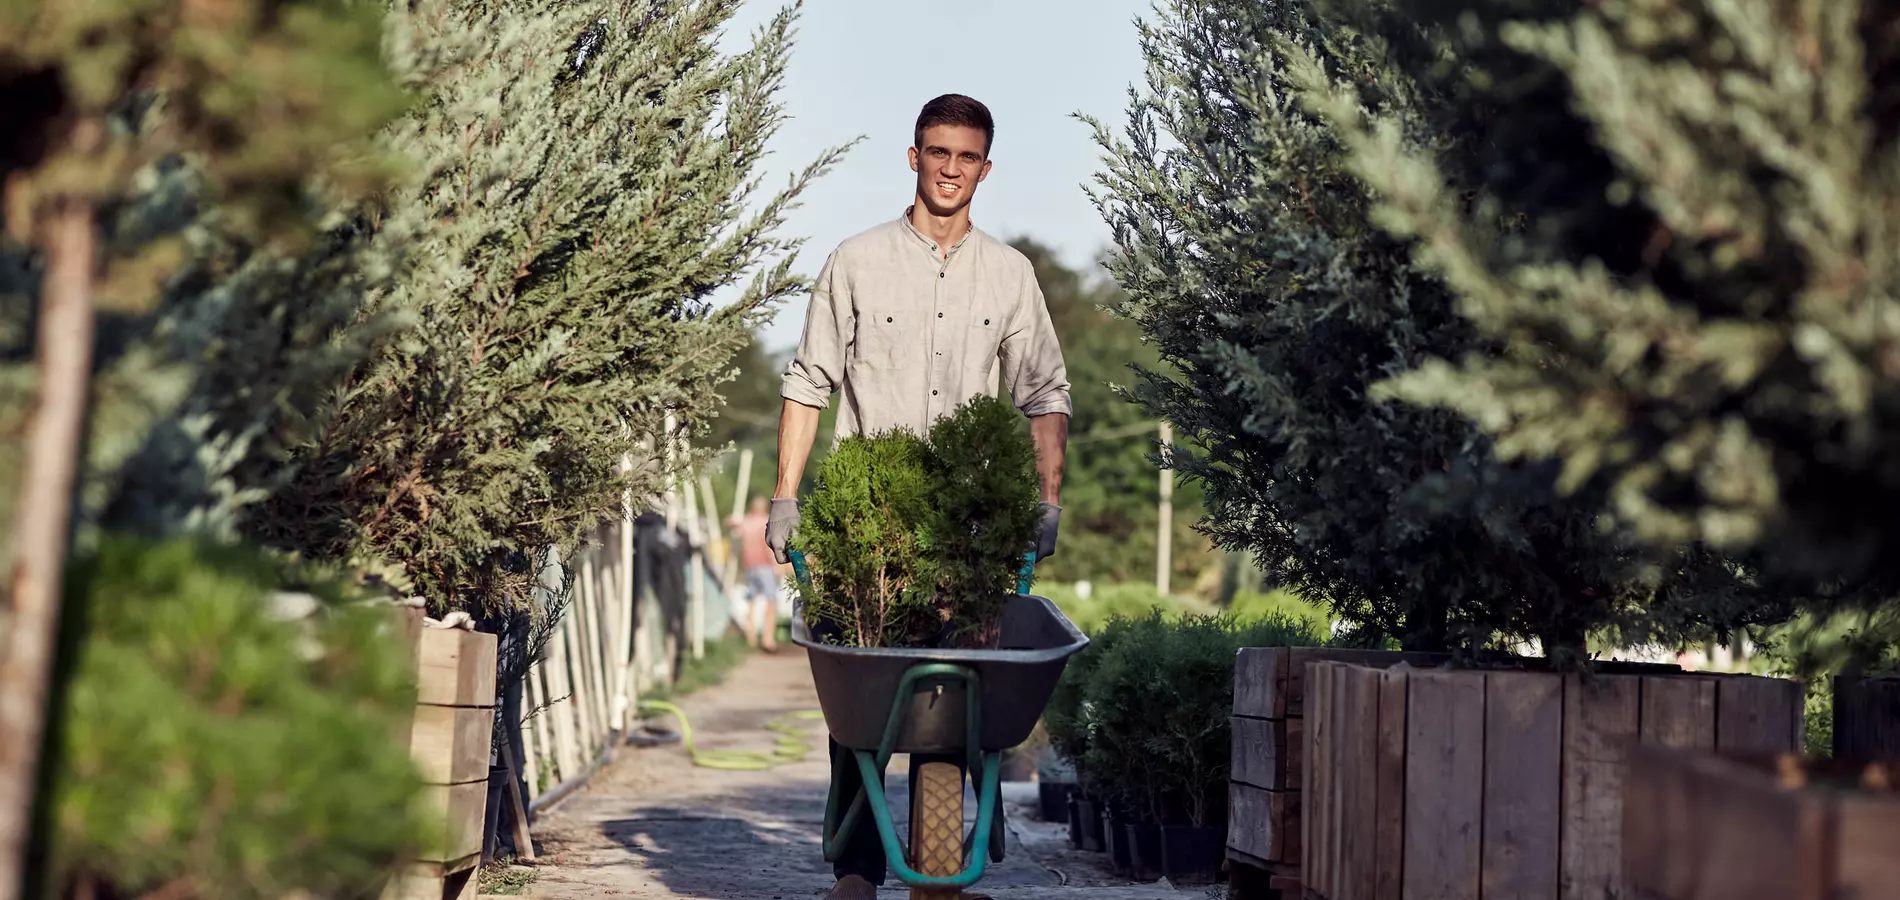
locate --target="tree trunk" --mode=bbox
[0,121,100,900]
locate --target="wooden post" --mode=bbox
[542,610,581,778]
[1835,676,1900,759]
[519,664,544,798]
[1157,420,1173,597]
[683,471,706,662]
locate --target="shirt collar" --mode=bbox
[900,206,976,258]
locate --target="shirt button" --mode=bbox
[886,316,893,323]
[937,312,943,318]
[939,272,945,279]
[983,318,990,325]
[932,390,939,396]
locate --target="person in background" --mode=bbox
[732,495,780,652]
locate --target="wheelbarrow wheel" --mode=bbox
[908,761,963,900]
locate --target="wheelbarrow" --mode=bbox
[787,550,1089,899]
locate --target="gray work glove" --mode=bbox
[1035,502,1061,561]
[766,497,800,564]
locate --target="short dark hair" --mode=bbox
[914,94,994,156]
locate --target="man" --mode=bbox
[731,496,779,652]
[765,93,1071,900]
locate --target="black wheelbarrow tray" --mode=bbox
[790,587,1089,892]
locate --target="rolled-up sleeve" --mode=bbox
[999,260,1072,418]
[781,248,851,408]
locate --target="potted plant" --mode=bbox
[794,394,1042,649]
[1084,610,1323,884]
[1044,611,1138,852]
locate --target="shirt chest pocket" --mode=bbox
[963,313,1005,371]
[855,304,919,369]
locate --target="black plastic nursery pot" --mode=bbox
[1159,824,1226,884]
[1073,795,1105,852]
[1038,779,1076,823]
[1066,793,1083,847]
[1125,820,1164,882]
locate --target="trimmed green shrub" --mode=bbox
[47,535,429,898]
[1065,610,1325,826]
[795,395,1041,648]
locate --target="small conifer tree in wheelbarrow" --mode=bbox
[786,396,1090,899]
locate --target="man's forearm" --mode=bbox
[1029,412,1068,505]
[775,398,822,498]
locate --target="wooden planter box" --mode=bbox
[384,610,499,900]
[1624,744,1900,900]
[1301,660,1802,900]
[1227,648,1451,896]
[1834,675,1900,759]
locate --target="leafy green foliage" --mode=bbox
[796,395,1041,648]
[1072,610,1323,826]
[1010,240,1216,589]
[1301,0,1900,667]
[1085,0,1772,663]
[920,393,1044,646]
[796,429,933,648]
[252,0,850,627]
[48,535,427,898]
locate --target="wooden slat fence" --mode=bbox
[1301,661,1803,900]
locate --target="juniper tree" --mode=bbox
[1294,0,1900,668]
[1085,0,1772,659]
[253,0,851,632]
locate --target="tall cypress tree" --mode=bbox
[1299,0,1900,668]
[251,0,851,630]
[1086,0,1771,659]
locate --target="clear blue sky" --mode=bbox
[715,0,1159,352]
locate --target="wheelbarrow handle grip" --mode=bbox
[788,548,811,587]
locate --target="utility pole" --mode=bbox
[1157,421,1173,597]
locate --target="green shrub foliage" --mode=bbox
[1086,0,1777,662]
[48,536,428,898]
[796,395,1042,648]
[1293,0,1900,668]
[252,0,847,626]
[1073,610,1323,827]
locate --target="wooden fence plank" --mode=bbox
[520,664,546,797]
[1285,650,1450,718]
[1328,662,1348,898]
[1834,676,1900,759]
[1236,648,1291,719]
[1232,716,1290,790]
[1228,783,1276,862]
[1716,675,1801,754]
[542,615,581,778]
[1373,669,1407,900]
[1402,668,1484,900]
[1640,676,1716,749]
[1481,671,1563,900]
[1561,673,1640,900]
[1307,662,1331,897]
[1837,792,1900,900]
[416,628,498,707]
[1345,666,1381,900]
[409,705,496,785]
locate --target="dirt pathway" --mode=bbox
[523,648,1211,899]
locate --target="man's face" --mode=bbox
[908,124,992,217]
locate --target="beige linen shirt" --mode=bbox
[781,213,1072,441]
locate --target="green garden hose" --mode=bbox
[635,699,827,770]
